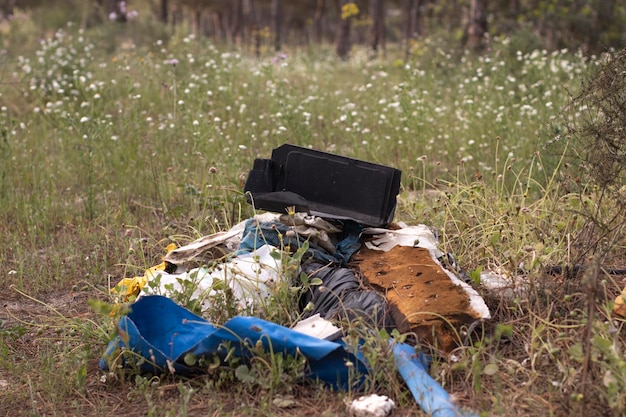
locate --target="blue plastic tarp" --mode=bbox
[100,295,476,416]
[100,295,368,389]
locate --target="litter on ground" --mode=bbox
[102,144,488,417]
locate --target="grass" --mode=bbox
[1,9,626,417]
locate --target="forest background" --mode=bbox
[2,0,625,58]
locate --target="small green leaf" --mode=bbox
[592,334,613,352]
[88,298,114,316]
[568,342,584,363]
[378,328,390,342]
[235,364,256,383]
[494,323,513,340]
[208,355,221,370]
[489,232,501,246]
[309,277,323,286]
[211,278,226,291]
[76,362,87,388]
[469,266,482,284]
[183,352,197,366]
[483,363,498,376]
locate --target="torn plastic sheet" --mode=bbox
[161,212,345,266]
[362,223,442,255]
[140,244,283,314]
[162,221,247,266]
[100,295,476,416]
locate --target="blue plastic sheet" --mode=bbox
[100,295,368,389]
[100,295,476,416]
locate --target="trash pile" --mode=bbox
[101,144,489,416]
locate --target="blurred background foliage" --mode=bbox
[0,0,624,59]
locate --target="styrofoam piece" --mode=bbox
[348,394,395,417]
[291,313,342,340]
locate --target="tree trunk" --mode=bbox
[194,9,201,35]
[210,11,224,44]
[336,0,353,60]
[230,0,244,46]
[0,0,14,19]
[171,3,182,28]
[589,0,616,53]
[404,0,422,60]
[314,0,326,44]
[536,17,557,51]
[466,0,487,50]
[271,0,282,52]
[238,0,260,57]
[248,0,262,58]
[160,0,168,24]
[369,0,385,58]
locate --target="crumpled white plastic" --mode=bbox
[362,222,442,257]
[141,244,282,314]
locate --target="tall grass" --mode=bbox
[2,11,625,417]
[2,19,596,285]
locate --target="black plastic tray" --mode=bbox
[243,144,401,227]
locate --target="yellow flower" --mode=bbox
[341,2,359,20]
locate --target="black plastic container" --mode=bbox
[243,144,401,227]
